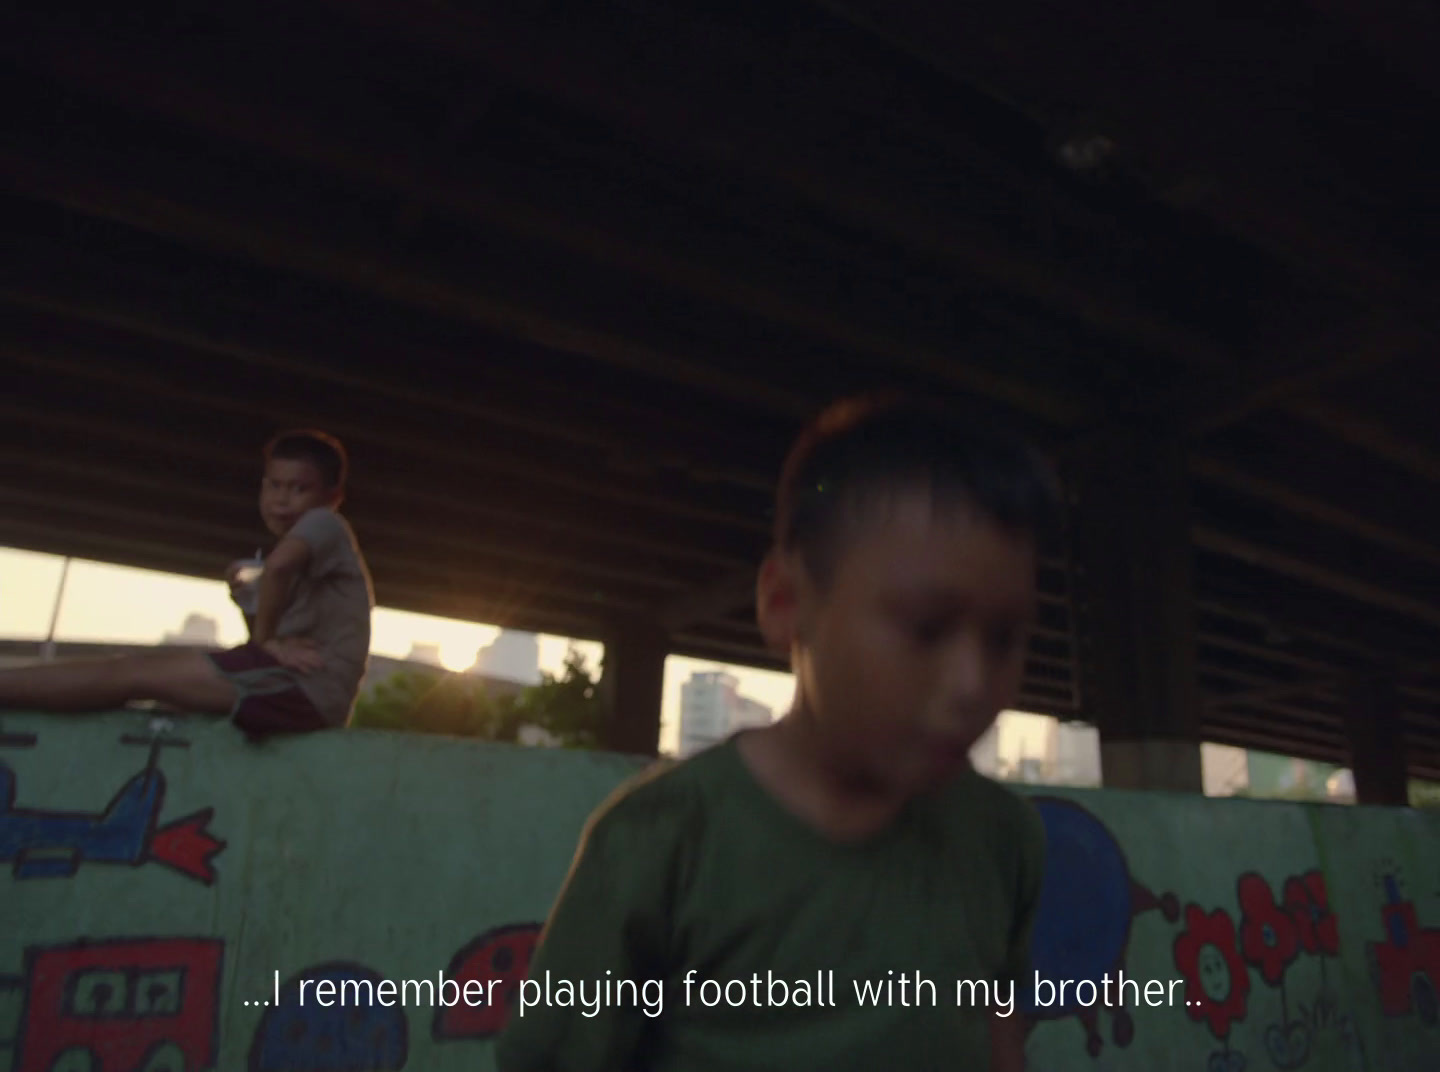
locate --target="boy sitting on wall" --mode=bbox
[0,430,374,739]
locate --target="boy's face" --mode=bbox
[761,491,1036,795]
[259,457,339,537]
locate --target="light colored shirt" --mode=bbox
[272,507,374,726]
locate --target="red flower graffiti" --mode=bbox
[1238,873,1301,985]
[1175,904,1250,1040]
[1283,871,1340,956]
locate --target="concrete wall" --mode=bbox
[2,712,1437,1071]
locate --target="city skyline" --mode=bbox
[677,669,776,757]
[3,545,1343,795]
[0,546,1061,763]
[0,545,795,754]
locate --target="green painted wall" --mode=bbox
[2,712,1437,1071]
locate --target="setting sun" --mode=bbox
[437,642,479,674]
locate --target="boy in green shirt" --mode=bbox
[497,396,1055,1071]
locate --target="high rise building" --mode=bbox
[469,631,541,685]
[1050,720,1102,787]
[162,613,219,647]
[731,693,773,733]
[969,722,1002,778]
[678,671,774,757]
[1201,743,1251,797]
[406,642,443,667]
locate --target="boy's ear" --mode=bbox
[756,549,802,657]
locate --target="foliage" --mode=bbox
[1409,779,1440,810]
[1228,784,1339,803]
[350,647,605,748]
[1226,778,1440,808]
[505,647,607,748]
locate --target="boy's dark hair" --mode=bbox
[264,429,349,492]
[773,395,1061,587]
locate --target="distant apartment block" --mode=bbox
[161,613,220,647]
[1049,720,1103,787]
[969,722,1002,778]
[970,713,1100,787]
[678,671,774,757]
[469,631,541,685]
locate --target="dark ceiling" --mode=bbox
[1,1,1437,774]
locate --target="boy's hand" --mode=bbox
[262,637,323,674]
[225,560,246,590]
[990,1010,1027,1072]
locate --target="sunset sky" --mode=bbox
[0,546,791,754]
[0,546,1056,758]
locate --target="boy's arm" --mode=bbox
[990,1013,1027,1072]
[223,560,258,640]
[252,509,344,652]
[497,796,676,1072]
[250,535,311,646]
[992,799,1046,1071]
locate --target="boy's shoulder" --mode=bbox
[580,744,735,842]
[951,764,1040,817]
[594,743,732,809]
[288,506,363,554]
[933,768,1046,870]
[293,505,349,531]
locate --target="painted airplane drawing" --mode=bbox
[0,728,225,883]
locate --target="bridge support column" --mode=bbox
[1067,423,1204,793]
[1345,673,1407,806]
[600,614,668,757]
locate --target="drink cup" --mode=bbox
[233,557,264,614]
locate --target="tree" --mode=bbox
[1229,784,1336,803]
[348,668,432,732]
[506,647,606,748]
[1410,780,1440,810]
[350,647,605,748]
[350,667,496,737]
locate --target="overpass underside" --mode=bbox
[1,1,1437,798]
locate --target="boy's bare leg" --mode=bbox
[0,649,237,715]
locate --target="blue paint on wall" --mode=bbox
[1024,796,1135,1016]
[249,963,408,1071]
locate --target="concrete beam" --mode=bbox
[1344,673,1408,806]
[1068,423,1204,792]
[657,566,758,633]
[599,616,669,757]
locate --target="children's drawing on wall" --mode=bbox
[1023,797,1180,1057]
[0,936,223,1072]
[433,923,543,1043]
[249,963,408,1072]
[1366,872,1440,1027]
[0,729,224,884]
[1174,868,1360,1072]
[1239,872,1310,1069]
[1174,902,1250,1071]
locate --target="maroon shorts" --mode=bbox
[207,644,330,740]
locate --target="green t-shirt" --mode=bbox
[496,735,1046,1072]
